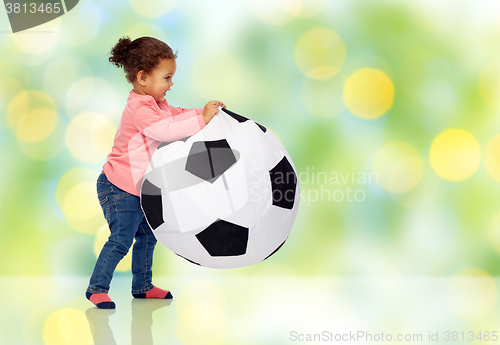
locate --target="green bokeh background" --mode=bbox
[1,0,500,281]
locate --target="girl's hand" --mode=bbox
[203,100,226,124]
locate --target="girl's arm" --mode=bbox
[132,98,205,142]
[168,100,226,123]
[169,105,204,116]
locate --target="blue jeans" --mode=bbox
[87,173,157,294]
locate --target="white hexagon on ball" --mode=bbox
[140,108,300,268]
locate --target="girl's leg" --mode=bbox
[131,217,157,293]
[131,218,173,299]
[87,174,144,307]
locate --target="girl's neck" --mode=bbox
[132,87,146,96]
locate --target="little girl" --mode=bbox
[86,36,225,309]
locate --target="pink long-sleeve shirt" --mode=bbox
[102,90,206,196]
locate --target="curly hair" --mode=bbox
[109,36,178,83]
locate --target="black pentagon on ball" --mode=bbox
[157,136,190,150]
[141,178,164,230]
[269,157,297,210]
[196,219,249,257]
[264,237,288,261]
[185,139,237,183]
[176,253,200,266]
[222,108,267,133]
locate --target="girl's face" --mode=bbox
[143,58,176,102]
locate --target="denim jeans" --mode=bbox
[87,173,157,294]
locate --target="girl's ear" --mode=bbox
[136,70,148,86]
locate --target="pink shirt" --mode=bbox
[102,90,206,196]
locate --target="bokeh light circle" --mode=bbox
[373,142,424,194]
[65,77,121,119]
[94,224,132,272]
[43,56,92,102]
[250,0,293,25]
[56,168,104,234]
[447,268,497,320]
[294,28,346,80]
[7,90,58,143]
[59,1,100,47]
[17,119,65,160]
[478,60,500,109]
[43,308,92,345]
[281,0,328,18]
[18,109,58,143]
[251,0,328,25]
[0,78,24,129]
[251,0,327,25]
[63,182,99,221]
[9,19,60,55]
[343,68,394,119]
[429,129,481,181]
[128,0,176,18]
[484,133,500,181]
[125,24,168,41]
[191,50,242,100]
[65,112,116,163]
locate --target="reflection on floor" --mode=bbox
[85,298,173,345]
[0,276,498,344]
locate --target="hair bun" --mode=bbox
[109,36,132,68]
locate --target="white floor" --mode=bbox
[1,276,498,344]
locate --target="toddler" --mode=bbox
[86,36,225,309]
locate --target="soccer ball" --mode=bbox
[140,108,299,268]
